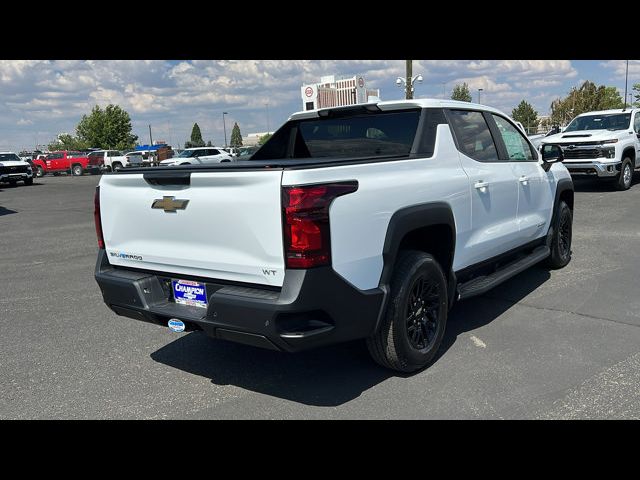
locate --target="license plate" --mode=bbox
[172,279,208,309]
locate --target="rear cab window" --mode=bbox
[251,107,422,161]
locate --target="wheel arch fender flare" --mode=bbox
[551,177,574,227]
[621,146,636,163]
[378,202,456,287]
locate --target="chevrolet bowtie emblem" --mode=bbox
[151,196,189,212]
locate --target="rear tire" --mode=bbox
[545,200,572,269]
[615,157,633,191]
[112,162,122,171]
[367,250,448,373]
[36,166,44,177]
[72,164,83,176]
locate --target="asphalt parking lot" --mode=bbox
[1,173,640,419]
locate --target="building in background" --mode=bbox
[242,132,270,147]
[300,75,380,111]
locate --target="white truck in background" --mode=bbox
[87,150,137,171]
[540,108,640,190]
[94,99,574,372]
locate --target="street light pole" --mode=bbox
[396,62,423,100]
[148,124,153,146]
[478,88,483,104]
[265,102,270,134]
[222,112,228,148]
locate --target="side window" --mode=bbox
[210,149,220,155]
[491,115,536,162]
[447,110,499,162]
[634,113,640,133]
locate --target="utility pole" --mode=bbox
[405,60,413,100]
[623,60,629,109]
[148,124,153,146]
[478,88,483,104]
[222,112,228,148]
[265,102,270,134]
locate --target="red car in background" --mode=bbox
[32,151,103,177]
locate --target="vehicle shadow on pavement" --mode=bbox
[0,206,18,217]
[436,266,551,361]
[151,333,392,407]
[151,266,551,407]
[572,177,638,192]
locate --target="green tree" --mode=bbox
[258,133,273,145]
[631,83,640,107]
[550,81,625,126]
[512,100,539,135]
[76,104,138,150]
[206,140,212,147]
[230,122,243,148]
[451,83,472,102]
[48,133,90,151]
[187,123,205,148]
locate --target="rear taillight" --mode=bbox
[94,186,105,249]
[282,181,358,269]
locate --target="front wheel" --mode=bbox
[545,200,572,269]
[24,177,33,185]
[615,158,633,191]
[36,166,44,177]
[367,250,448,373]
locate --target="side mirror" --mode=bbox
[541,144,564,171]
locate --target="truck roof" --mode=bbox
[574,108,639,117]
[289,98,506,121]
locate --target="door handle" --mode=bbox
[519,175,529,185]
[474,181,489,192]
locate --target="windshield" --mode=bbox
[176,150,200,158]
[565,113,631,132]
[0,153,22,162]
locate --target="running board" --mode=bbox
[457,246,550,301]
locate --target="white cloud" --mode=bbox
[0,59,596,151]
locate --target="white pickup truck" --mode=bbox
[94,99,574,372]
[540,108,640,190]
[87,150,134,172]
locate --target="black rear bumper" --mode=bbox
[94,250,385,352]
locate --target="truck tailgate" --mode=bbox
[99,170,285,287]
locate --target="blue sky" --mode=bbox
[0,60,638,152]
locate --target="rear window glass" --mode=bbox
[252,110,420,160]
[448,110,499,162]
